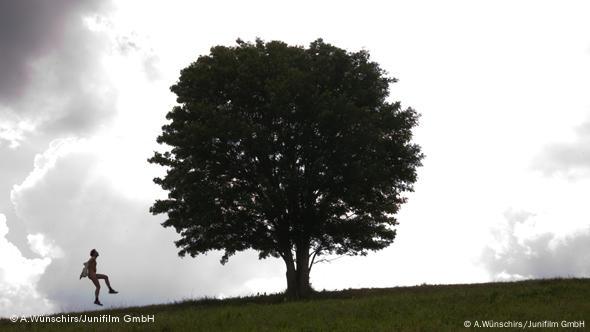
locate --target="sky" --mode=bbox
[1,0,590,316]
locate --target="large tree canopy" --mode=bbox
[149,38,423,298]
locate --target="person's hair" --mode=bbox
[90,249,98,256]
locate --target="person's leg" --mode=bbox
[89,276,102,305]
[96,274,118,293]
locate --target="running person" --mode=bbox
[87,249,118,305]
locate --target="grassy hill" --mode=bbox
[1,278,588,331]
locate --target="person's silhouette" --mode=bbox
[87,249,118,305]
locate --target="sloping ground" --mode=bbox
[1,278,588,331]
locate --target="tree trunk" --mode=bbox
[285,255,298,299]
[283,240,312,299]
[295,242,311,298]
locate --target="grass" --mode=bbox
[1,278,588,331]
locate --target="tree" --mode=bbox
[149,38,423,299]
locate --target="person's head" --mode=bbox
[90,249,99,258]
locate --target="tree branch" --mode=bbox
[313,255,345,265]
[308,248,319,272]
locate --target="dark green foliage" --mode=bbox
[148,38,423,296]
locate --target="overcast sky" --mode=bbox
[1,0,590,316]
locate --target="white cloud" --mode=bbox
[27,234,64,259]
[0,214,56,316]
[0,118,36,149]
[482,208,590,280]
[533,119,590,180]
[11,138,84,199]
